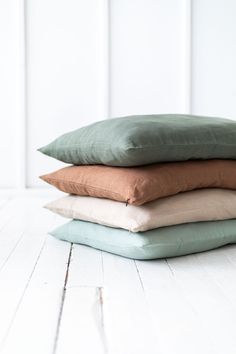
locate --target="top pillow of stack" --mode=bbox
[38,114,236,166]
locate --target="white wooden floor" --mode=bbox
[0,190,236,354]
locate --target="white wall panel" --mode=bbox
[0,0,19,187]
[192,0,236,118]
[26,0,102,186]
[110,0,188,117]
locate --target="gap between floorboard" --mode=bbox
[52,243,73,354]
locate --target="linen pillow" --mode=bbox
[40,159,236,205]
[38,114,236,166]
[50,219,236,260]
[45,189,236,232]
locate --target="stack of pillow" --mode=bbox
[38,114,236,260]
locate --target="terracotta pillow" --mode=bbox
[40,159,236,206]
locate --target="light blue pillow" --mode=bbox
[50,219,236,260]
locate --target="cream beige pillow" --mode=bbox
[44,188,236,232]
[40,159,236,205]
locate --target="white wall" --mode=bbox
[0,0,236,188]
[192,0,236,117]
[26,0,102,186]
[0,0,19,187]
[110,0,188,117]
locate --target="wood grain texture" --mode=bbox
[1,190,236,354]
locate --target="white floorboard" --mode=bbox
[1,236,70,354]
[0,190,236,354]
[56,287,106,354]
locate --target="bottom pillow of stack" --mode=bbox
[45,188,236,260]
[50,219,236,260]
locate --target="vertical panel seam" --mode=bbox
[185,0,192,114]
[18,0,27,188]
[101,0,110,119]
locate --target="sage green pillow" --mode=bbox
[50,219,236,260]
[38,114,236,166]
